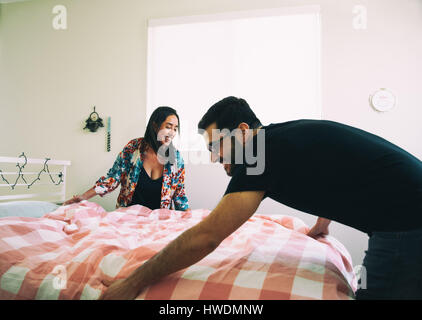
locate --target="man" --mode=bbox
[101,96,422,300]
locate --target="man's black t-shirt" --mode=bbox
[224,120,422,234]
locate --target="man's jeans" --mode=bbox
[355,227,422,300]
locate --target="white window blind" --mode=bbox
[147,6,321,151]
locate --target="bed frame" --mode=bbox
[0,155,71,204]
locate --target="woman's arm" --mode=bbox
[63,187,97,205]
[172,161,190,211]
[93,151,124,197]
[63,140,135,206]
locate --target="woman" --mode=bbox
[63,107,190,211]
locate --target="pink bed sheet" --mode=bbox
[0,201,356,299]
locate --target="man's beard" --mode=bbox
[223,163,232,176]
[223,163,244,177]
[220,138,244,177]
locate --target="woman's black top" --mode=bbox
[130,166,163,209]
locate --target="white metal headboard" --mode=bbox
[0,156,71,203]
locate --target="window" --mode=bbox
[147,6,321,151]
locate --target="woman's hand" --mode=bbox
[63,188,97,206]
[63,195,85,206]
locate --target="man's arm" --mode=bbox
[99,190,265,300]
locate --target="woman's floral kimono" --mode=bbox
[94,138,189,210]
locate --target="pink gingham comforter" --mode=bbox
[0,201,356,300]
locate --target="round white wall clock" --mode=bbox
[370,88,396,112]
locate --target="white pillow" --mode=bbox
[0,201,60,218]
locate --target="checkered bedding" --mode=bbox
[0,201,357,299]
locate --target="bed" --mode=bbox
[0,154,70,218]
[0,200,357,300]
[0,155,357,300]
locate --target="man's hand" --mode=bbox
[307,217,331,239]
[99,278,140,300]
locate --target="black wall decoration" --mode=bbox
[83,106,104,132]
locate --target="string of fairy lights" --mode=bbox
[0,152,64,190]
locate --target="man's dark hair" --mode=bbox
[197,96,262,132]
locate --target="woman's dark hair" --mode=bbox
[198,96,262,132]
[140,106,180,163]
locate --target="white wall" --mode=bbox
[1,0,422,268]
[147,10,322,152]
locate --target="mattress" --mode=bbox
[0,201,60,218]
[0,201,356,299]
